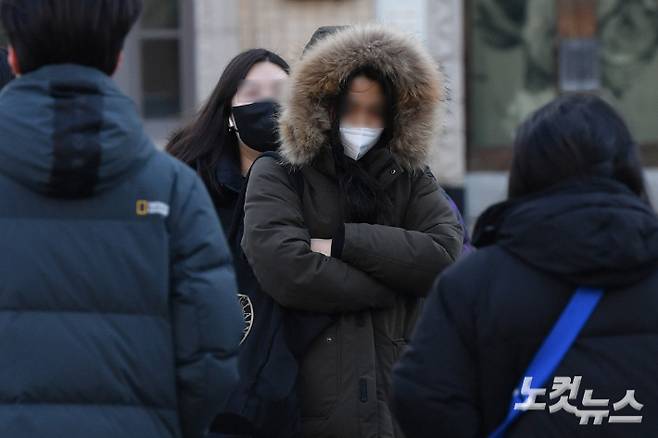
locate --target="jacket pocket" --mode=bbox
[298,324,340,419]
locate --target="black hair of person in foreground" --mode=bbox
[393,94,658,437]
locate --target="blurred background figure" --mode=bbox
[167,48,289,241]
[302,25,348,54]
[392,94,658,437]
[166,48,292,437]
[0,47,14,89]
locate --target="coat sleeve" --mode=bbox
[169,170,244,438]
[392,271,481,438]
[241,157,397,313]
[337,170,463,296]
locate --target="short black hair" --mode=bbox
[0,47,13,89]
[509,93,647,200]
[0,0,142,75]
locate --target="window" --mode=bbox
[114,0,192,145]
[140,0,182,119]
[467,0,658,169]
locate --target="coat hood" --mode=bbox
[0,64,154,198]
[473,178,658,289]
[279,25,444,171]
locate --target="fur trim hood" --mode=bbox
[278,25,444,171]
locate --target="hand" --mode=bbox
[310,238,332,257]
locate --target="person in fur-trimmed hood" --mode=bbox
[241,25,463,438]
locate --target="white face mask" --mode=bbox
[340,125,384,161]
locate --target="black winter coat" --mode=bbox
[393,178,658,437]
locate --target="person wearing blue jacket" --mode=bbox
[0,1,244,437]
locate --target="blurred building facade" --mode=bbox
[3,0,658,222]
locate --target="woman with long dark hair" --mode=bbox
[393,94,658,437]
[167,48,289,241]
[241,26,464,438]
[167,49,292,437]
[167,47,289,313]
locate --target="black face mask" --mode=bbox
[231,101,281,152]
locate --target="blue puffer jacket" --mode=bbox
[0,64,244,438]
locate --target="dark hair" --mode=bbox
[508,93,647,200]
[0,0,142,75]
[303,25,348,56]
[0,47,13,89]
[328,65,397,224]
[166,48,289,205]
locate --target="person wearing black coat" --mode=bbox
[167,49,301,437]
[167,48,289,300]
[242,25,464,438]
[392,94,658,437]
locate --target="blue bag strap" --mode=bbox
[488,287,604,438]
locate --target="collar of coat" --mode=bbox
[278,24,444,172]
[311,145,407,189]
